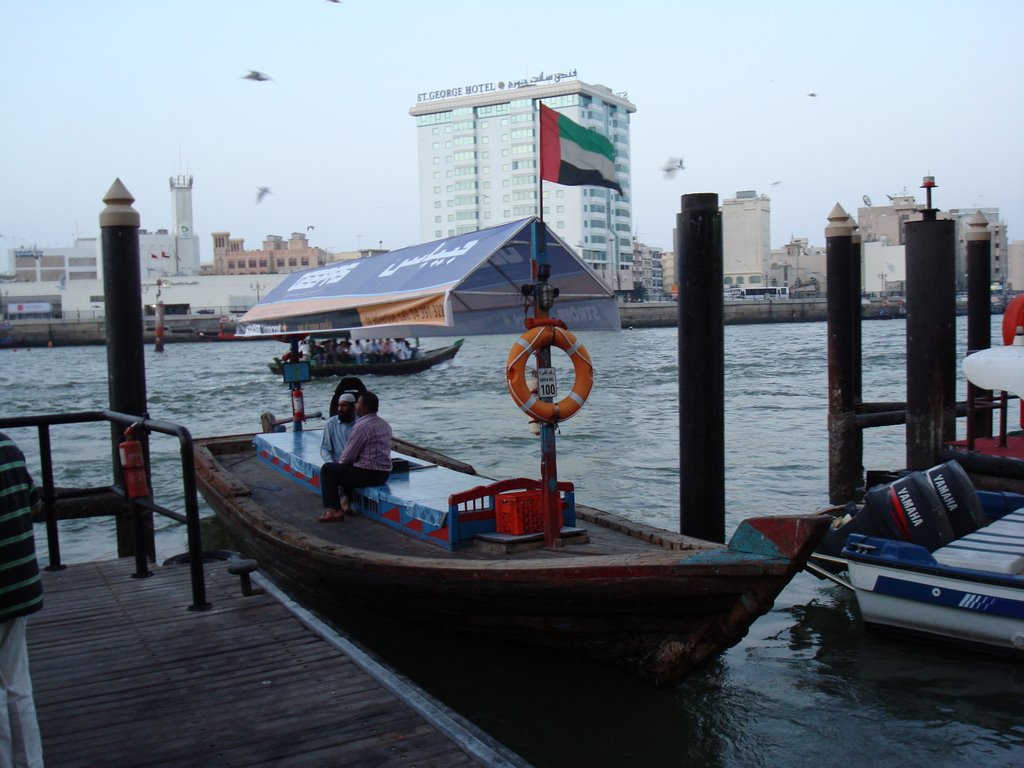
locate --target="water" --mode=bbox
[2,320,1022,767]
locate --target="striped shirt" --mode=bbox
[0,431,42,622]
[338,413,392,472]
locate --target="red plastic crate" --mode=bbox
[495,490,544,535]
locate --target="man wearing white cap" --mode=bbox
[320,393,357,464]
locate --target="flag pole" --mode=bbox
[533,99,560,548]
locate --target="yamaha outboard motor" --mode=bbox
[818,471,956,559]
[923,460,986,538]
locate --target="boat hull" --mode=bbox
[848,558,1024,653]
[194,434,827,684]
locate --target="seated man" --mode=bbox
[318,391,392,522]
[319,393,357,463]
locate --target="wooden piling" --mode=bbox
[676,193,724,543]
[100,179,154,560]
[905,211,956,470]
[825,204,860,503]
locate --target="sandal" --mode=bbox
[317,511,345,523]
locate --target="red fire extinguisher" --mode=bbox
[291,385,305,423]
[119,425,149,499]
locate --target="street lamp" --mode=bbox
[250,281,266,302]
[877,272,887,296]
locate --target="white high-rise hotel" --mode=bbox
[410,76,636,293]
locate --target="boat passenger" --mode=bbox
[318,391,392,523]
[319,393,357,463]
[350,339,364,364]
[0,431,45,767]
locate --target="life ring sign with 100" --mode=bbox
[505,323,594,423]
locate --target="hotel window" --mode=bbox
[511,128,534,139]
[435,216,442,223]
[433,157,440,164]
[503,179,510,187]
[434,201,441,208]
[435,230,443,237]
[502,149,510,157]
[432,142,440,150]
[433,186,441,194]
[433,171,441,179]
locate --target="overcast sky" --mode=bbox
[3,0,1020,258]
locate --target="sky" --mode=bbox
[2,0,1021,259]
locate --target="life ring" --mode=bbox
[1002,295,1024,346]
[506,326,593,423]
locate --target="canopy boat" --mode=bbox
[195,217,828,684]
[809,460,1024,655]
[267,339,463,377]
[194,429,826,684]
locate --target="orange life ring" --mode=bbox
[1002,295,1024,346]
[506,325,593,423]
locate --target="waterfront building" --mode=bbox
[409,75,635,296]
[722,191,771,287]
[858,194,1008,291]
[630,240,664,301]
[768,237,826,293]
[5,175,201,283]
[211,231,331,276]
[661,250,676,299]
[1008,241,1024,292]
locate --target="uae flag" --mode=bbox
[539,103,621,194]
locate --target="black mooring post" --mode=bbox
[966,211,993,438]
[100,179,154,561]
[677,193,724,543]
[905,201,956,470]
[825,204,859,503]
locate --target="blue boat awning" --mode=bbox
[236,218,619,337]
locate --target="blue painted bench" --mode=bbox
[253,431,575,550]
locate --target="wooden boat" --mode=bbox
[267,339,463,377]
[194,429,828,685]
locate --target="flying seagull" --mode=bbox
[242,70,273,82]
[662,157,685,178]
[770,180,783,187]
[807,92,818,97]
[256,186,272,204]
[306,225,315,231]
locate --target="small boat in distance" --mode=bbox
[195,318,264,342]
[268,338,463,377]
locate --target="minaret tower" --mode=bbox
[169,175,198,273]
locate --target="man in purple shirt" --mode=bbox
[318,391,392,522]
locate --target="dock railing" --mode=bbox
[0,409,209,610]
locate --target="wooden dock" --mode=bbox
[28,558,528,767]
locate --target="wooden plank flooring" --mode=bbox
[28,558,527,768]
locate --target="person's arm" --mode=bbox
[320,419,334,463]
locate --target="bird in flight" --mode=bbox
[306,225,315,231]
[242,70,273,82]
[256,187,272,204]
[770,180,783,187]
[662,157,685,178]
[807,92,818,97]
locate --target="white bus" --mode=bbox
[736,286,789,300]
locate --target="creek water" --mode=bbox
[2,318,1021,767]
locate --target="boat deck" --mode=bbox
[28,558,527,767]
[223,438,712,560]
